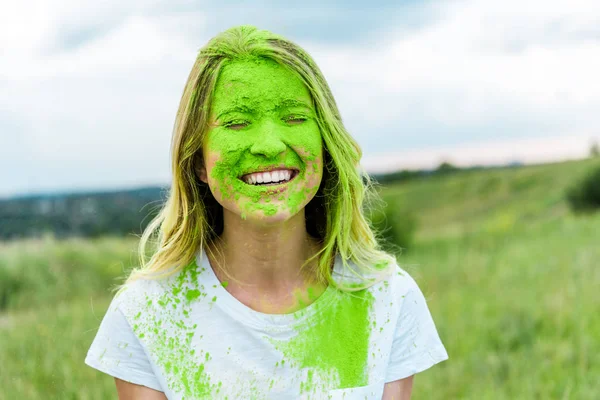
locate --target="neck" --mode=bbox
[207,208,322,291]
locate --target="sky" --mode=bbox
[1,0,600,197]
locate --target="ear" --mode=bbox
[194,154,208,184]
[196,165,208,184]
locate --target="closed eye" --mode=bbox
[283,115,307,125]
[224,120,249,130]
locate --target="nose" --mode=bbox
[250,121,286,158]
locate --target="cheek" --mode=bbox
[203,152,219,180]
[204,154,235,198]
[289,126,322,157]
[304,154,323,190]
[208,129,249,155]
[290,128,323,189]
[299,127,323,155]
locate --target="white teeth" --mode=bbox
[243,169,295,185]
[263,172,273,183]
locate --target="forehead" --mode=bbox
[211,58,312,113]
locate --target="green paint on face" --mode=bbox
[270,290,375,390]
[203,57,323,220]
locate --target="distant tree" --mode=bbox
[566,165,600,213]
[371,169,425,184]
[590,141,600,158]
[435,161,459,175]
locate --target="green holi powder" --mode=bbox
[204,57,323,219]
[292,285,321,310]
[185,289,202,301]
[374,260,390,270]
[131,259,218,397]
[271,290,375,390]
[306,287,317,301]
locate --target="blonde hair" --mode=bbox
[125,25,396,291]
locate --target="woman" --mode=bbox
[85,25,448,399]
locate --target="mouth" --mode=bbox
[239,168,299,186]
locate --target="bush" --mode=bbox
[567,165,600,212]
[367,197,417,253]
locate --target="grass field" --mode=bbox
[1,158,599,399]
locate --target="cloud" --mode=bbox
[0,0,599,196]
[303,0,600,153]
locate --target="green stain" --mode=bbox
[131,259,218,397]
[271,290,374,389]
[203,57,323,219]
[185,289,201,301]
[263,205,277,216]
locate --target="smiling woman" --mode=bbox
[198,58,323,222]
[84,25,448,399]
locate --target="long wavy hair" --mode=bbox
[125,25,396,291]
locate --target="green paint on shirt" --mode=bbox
[130,260,219,398]
[271,290,375,390]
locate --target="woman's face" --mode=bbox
[198,58,323,224]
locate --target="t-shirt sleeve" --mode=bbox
[385,273,449,383]
[85,295,163,392]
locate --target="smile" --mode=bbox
[240,168,299,186]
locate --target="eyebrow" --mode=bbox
[275,99,313,110]
[215,105,254,120]
[214,99,313,120]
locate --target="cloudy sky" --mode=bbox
[1,0,599,197]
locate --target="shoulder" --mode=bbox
[111,267,190,320]
[112,257,213,321]
[386,265,421,296]
[109,278,163,318]
[366,263,426,312]
[332,256,422,297]
[377,265,449,380]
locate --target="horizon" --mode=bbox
[3,143,597,200]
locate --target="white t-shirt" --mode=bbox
[85,248,448,399]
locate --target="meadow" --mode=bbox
[1,158,599,399]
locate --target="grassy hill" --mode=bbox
[1,158,599,399]
[382,158,599,240]
[380,158,600,399]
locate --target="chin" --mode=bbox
[240,209,295,225]
[222,201,304,226]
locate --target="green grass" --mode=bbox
[1,159,599,399]
[0,235,138,311]
[0,236,139,400]
[405,214,600,399]
[0,297,115,400]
